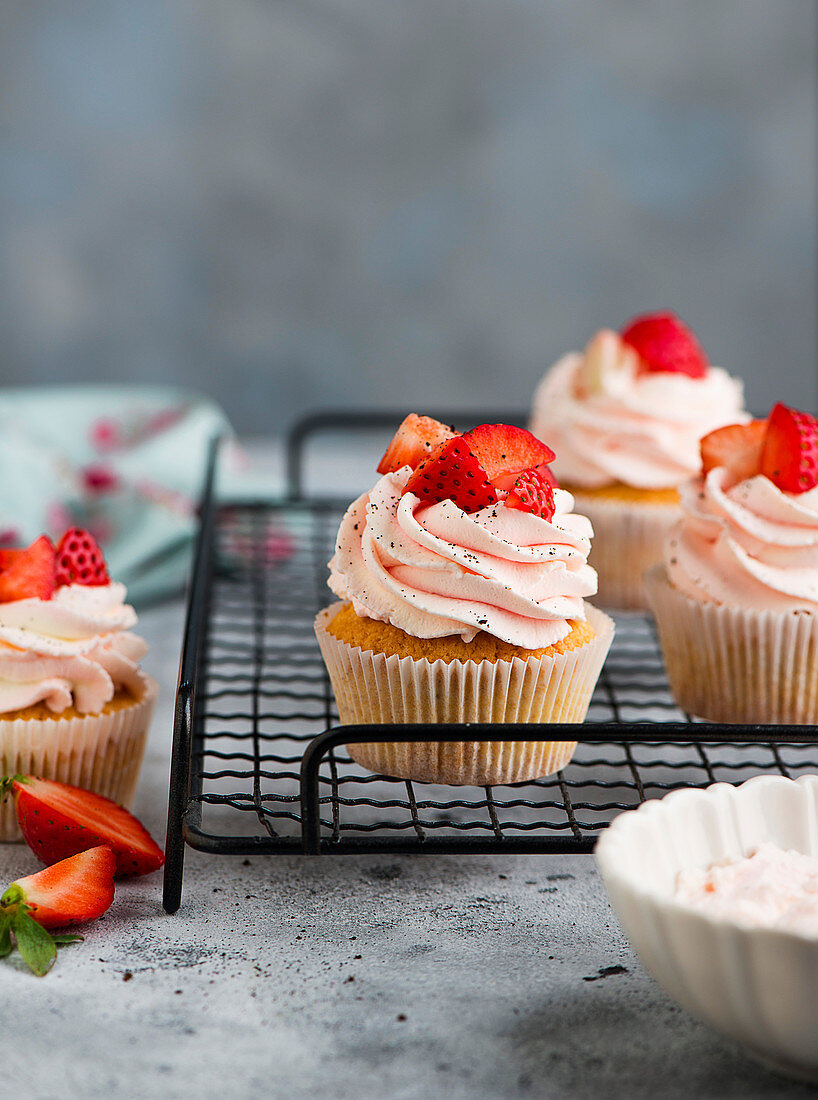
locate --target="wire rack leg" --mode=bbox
[163,692,191,914]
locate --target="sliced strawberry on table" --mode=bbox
[404,437,498,512]
[460,424,556,489]
[700,420,767,482]
[0,535,55,602]
[620,311,708,378]
[2,846,116,930]
[377,414,458,475]
[54,527,110,587]
[760,403,818,494]
[0,846,115,975]
[1,776,164,878]
[504,469,556,520]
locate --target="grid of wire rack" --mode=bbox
[163,415,818,912]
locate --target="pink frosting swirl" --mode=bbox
[530,331,747,489]
[328,468,598,649]
[0,583,148,714]
[666,469,818,610]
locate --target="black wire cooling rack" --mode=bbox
[163,413,818,913]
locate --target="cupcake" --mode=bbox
[530,311,748,609]
[645,403,818,724]
[0,528,157,840]
[314,415,614,785]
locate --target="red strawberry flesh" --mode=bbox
[620,311,708,378]
[9,776,164,878]
[0,535,55,602]
[760,403,818,494]
[461,424,556,487]
[4,846,116,929]
[377,414,457,475]
[55,528,110,587]
[404,437,498,512]
[504,469,556,520]
[700,420,767,482]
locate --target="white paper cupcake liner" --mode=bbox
[645,564,818,724]
[571,491,680,611]
[0,675,158,842]
[314,602,614,785]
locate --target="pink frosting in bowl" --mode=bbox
[530,331,748,490]
[328,467,598,650]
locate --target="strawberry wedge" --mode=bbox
[700,420,767,482]
[621,310,708,378]
[0,535,55,602]
[2,776,164,878]
[461,424,555,488]
[760,403,818,494]
[377,414,457,475]
[2,846,116,930]
[404,437,498,512]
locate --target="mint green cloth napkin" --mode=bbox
[0,385,235,606]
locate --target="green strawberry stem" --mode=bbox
[0,889,83,976]
[0,775,27,803]
[0,883,25,908]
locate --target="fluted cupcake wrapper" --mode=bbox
[314,602,614,785]
[645,564,818,725]
[0,675,158,842]
[572,492,679,611]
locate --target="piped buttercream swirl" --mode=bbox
[328,468,598,649]
[530,335,747,489]
[0,583,148,714]
[665,469,818,610]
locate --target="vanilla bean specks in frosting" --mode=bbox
[329,468,598,649]
[0,583,148,714]
[666,470,818,611]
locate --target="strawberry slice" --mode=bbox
[404,437,498,512]
[377,414,457,475]
[54,528,109,587]
[760,403,818,494]
[538,464,559,491]
[700,420,767,482]
[2,776,164,878]
[0,535,55,602]
[1,846,116,930]
[620,311,708,378]
[504,469,556,520]
[461,424,556,488]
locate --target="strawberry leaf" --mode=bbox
[0,914,12,958]
[12,910,57,976]
[51,933,84,947]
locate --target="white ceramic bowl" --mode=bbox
[595,775,818,1083]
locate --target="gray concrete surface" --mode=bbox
[0,600,814,1098]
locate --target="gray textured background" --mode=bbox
[0,1,815,434]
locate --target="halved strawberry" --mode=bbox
[621,311,708,378]
[54,528,109,587]
[700,420,767,482]
[404,437,498,512]
[377,414,457,475]
[760,403,818,494]
[0,535,55,602]
[538,464,559,490]
[1,846,116,931]
[504,469,555,520]
[461,424,556,489]
[1,776,164,878]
